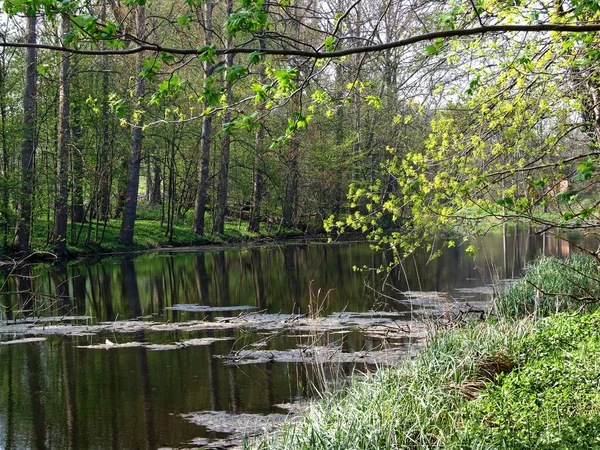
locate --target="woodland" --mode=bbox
[0,0,600,258]
[3,1,600,447]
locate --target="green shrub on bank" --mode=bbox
[494,253,600,317]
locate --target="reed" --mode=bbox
[494,253,600,317]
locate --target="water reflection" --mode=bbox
[0,230,595,449]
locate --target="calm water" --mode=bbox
[0,231,587,449]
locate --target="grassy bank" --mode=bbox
[253,254,600,449]
[13,203,306,258]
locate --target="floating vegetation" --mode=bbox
[165,304,257,313]
[77,337,233,351]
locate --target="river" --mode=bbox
[0,229,587,449]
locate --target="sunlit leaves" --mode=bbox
[108,93,126,118]
[324,36,338,51]
[425,38,444,56]
[365,95,381,109]
[149,74,187,106]
[226,0,269,37]
[274,68,297,92]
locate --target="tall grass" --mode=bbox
[494,253,600,317]
[252,319,532,449]
[253,311,600,449]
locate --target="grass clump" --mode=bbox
[253,320,532,449]
[494,253,600,317]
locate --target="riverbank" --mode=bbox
[253,254,600,449]
[0,215,328,262]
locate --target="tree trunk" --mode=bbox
[247,25,267,234]
[212,0,234,235]
[282,137,299,229]
[192,0,214,236]
[248,132,264,233]
[97,0,111,222]
[71,85,85,223]
[119,5,146,245]
[0,46,9,246]
[149,164,161,205]
[14,14,37,255]
[53,14,71,257]
[283,95,301,229]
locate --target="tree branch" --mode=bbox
[5,22,600,57]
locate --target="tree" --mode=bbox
[213,0,235,235]
[119,3,146,246]
[13,12,37,255]
[2,0,600,257]
[192,0,215,237]
[52,13,71,257]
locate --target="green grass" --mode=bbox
[254,312,600,449]
[458,312,600,449]
[23,202,304,257]
[494,253,600,317]
[253,254,600,449]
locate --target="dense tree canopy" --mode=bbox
[0,0,599,258]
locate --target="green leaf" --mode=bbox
[496,197,514,207]
[198,45,217,64]
[178,13,193,28]
[556,190,578,204]
[225,65,246,83]
[573,157,596,181]
[425,44,440,56]
[365,95,381,109]
[248,51,263,65]
[324,36,337,51]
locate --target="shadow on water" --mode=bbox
[0,229,596,449]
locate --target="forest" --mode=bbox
[2,1,600,448]
[1,0,600,259]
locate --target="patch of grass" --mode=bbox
[24,208,303,258]
[458,312,600,449]
[253,319,532,449]
[494,253,600,317]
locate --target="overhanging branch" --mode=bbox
[3,22,600,57]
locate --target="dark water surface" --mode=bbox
[0,231,588,449]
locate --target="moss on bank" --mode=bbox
[253,254,600,449]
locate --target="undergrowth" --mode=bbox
[23,209,302,257]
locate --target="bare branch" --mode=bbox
[4,22,600,58]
